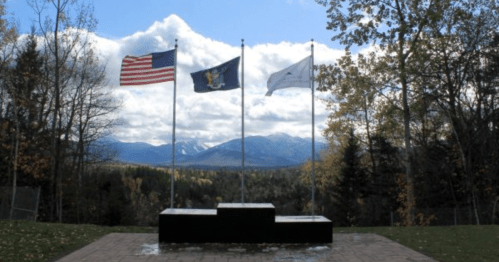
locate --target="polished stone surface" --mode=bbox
[160,208,217,215]
[275,215,332,222]
[217,203,275,208]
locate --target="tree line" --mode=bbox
[0,0,120,223]
[312,0,499,226]
[26,165,312,226]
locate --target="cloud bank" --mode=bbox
[91,14,344,146]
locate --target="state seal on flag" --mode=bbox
[191,56,240,93]
[204,68,226,90]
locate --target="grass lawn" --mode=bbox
[335,225,499,262]
[0,220,154,262]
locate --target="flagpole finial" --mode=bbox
[241,38,244,47]
[175,39,178,48]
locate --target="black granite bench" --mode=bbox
[274,216,333,243]
[158,203,332,243]
[217,203,275,243]
[158,209,217,243]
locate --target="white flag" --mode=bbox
[266,56,312,96]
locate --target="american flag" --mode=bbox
[120,50,175,86]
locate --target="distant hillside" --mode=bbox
[106,139,208,166]
[104,133,327,168]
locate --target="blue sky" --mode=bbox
[8,0,336,48]
[5,0,367,147]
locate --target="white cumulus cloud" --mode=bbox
[89,15,345,146]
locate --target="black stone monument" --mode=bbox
[159,203,332,243]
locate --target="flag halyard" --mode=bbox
[120,50,175,86]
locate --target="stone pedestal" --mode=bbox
[274,216,333,243]
[217,203,275,243]
[158,209,217,243]
[158,203,332,243]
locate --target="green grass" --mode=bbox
[0,220,154,262]
[335,225,499,262]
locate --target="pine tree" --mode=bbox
[331,128,368,226]
[5,32,51,219]
[364,134,402,226]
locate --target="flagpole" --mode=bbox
[171,39,178,209]
[311,39,316,217]
[241,38,245,204]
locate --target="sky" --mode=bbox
[5,0,364,147]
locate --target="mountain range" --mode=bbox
[103,133,328,168]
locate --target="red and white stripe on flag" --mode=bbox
[120,55,174,86]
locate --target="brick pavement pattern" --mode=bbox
[56,233,437,262]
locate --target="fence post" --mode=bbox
[10,186,16,220]
[454,207,457,226]
[34,187,41,222]
[391,211,393,227]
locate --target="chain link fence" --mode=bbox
[385,206,497,226]
[0,186,41,221]
[319,204,497,226]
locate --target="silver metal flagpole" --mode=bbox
[311,39,316,217]
[171,39,178,209]
[241,39,245,204]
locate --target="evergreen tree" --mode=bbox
[364,134,402,226]
[2,32,49,219]
[331,128,368,226]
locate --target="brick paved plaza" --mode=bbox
[56,233,436,262]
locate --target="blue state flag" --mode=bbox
[191,57,240,93]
